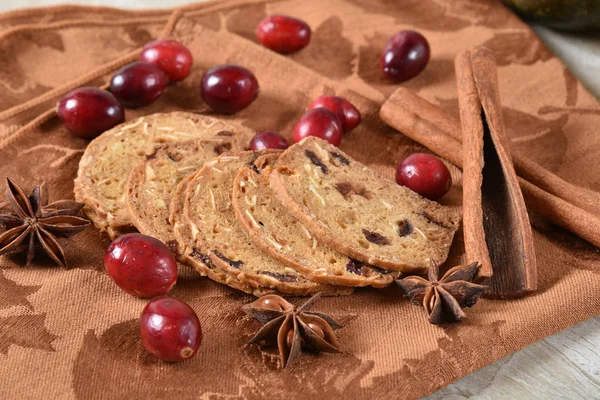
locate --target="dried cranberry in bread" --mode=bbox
[270,137,460,273]
[232,160,398,287]
[183,151,352,296]
[74,112,254,239]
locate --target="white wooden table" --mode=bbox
[3,1,600,398]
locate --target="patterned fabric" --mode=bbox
[0,1,599,399]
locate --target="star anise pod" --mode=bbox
[396,262,487,325]
[243,293,342,368]
[0,178,90,268]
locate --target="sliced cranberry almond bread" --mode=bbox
[74,112,254,239]
[270,137,461,273]
[182,150,352,296]
[232,157,399,287]
[126,138,241,249]
[170,172,278,297]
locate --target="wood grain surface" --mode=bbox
[2,0,599,398]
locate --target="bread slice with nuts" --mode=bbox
[182,150,352,296]
[170,172,278,297]
[74,112,254,239]
[270,137,461,273]
[232,159,399,287]
[125,139,242,251]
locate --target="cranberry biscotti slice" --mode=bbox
[232,159,398,287]
[74,112,254,239]
[182,151,352,296]
[170,173,278,297]
[126,138,241,248]
[270,137,461,273]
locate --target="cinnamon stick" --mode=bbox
[456,46,537,297]
[387,87,600,218]
[379,88,600,250]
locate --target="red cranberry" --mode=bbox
[140,297,202,362]
[201,64,259,114]
[110,61,169,108]
[256,15,311,54]
[56,88,125,139]
[250,131,289,150]
[307,95,361,133]
[293,108,343,146]
[381,30,430,83]
[140,39,193,82]
[396,153,451,200]
[104,233,177,297]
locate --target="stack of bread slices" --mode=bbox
[75,112,460,296]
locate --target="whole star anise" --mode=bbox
[0,178,90,268]
[243,293,342,368]
[396,262,487,325]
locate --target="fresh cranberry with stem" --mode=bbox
[307,95,361,132]
[104,233,177,297]
[140,297,202,362]
[293,108,343,146]
[110,61,169,108]
[140,39,193,82]
[256,15,311,54]
[249,131,289,150]
[381,30,430,83]
[200,64,259,114]
[56,88,125,139]
[396,153,451,200]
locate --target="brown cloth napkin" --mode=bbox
[1,1,599,399]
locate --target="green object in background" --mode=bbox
[503,0,600,30]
